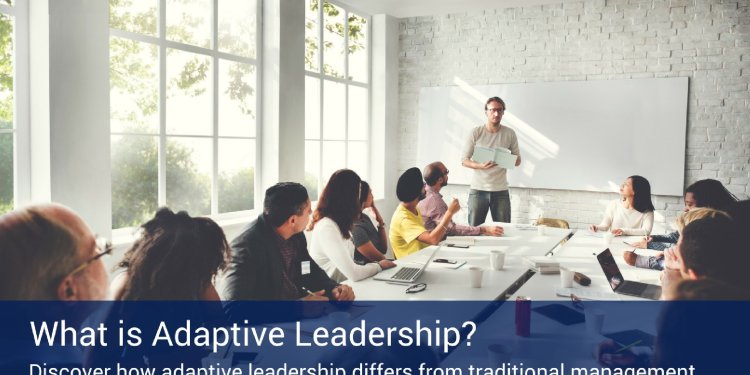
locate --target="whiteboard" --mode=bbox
[416,77,688,196]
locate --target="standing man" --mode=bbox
[419,161,504,237]
[223,182,354,301]
[461,97,521,225]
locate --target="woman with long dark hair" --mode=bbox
[589,175,655,236]
[308,169,395,282]
[110,208,230,300]
[351,181,389,264]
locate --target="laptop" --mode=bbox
[596,248,662,300]
[373,246,441,284]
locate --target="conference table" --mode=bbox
[346,224,574,302]
[234,227,668,371]
[510,231,664,301]
[440,231,665,369]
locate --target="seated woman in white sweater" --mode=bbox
[308,169,395,282]
[589,175,655,236]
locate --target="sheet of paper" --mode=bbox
[430,260,467,270]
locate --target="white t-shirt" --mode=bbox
[308,217,381,282]
[461,124,521,191]
[595,200,655,236]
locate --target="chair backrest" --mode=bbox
[535,217,570,229]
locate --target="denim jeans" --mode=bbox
[467,189,510,225]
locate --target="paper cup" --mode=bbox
[537,225,547,236]
[487,343,513,366]
[602,232,613,246]
[490,250,506,270]
[560,268,575,288]
[585,309,605,335]
[469,267,484,288]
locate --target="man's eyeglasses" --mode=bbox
[66,237,112,277]
[405,283,427,294]
[486,108,505,114]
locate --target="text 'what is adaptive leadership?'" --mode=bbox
[30,319,478,354]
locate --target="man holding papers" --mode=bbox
[461,96,522,225]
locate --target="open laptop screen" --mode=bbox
[597,249,625,291]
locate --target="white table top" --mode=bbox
[511,231,664,301]
[346,224,572,301]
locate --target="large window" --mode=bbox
[109,0,259,228]
[304,0,370,199]
[0,0,19,215]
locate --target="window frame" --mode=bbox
[0,0,30,212]
[304,0,372,198]
[108,0,262,230]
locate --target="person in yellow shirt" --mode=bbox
[389,167,460,259]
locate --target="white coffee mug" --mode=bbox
[602,232,614,246]
[537,225,547,236]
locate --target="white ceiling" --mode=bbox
[337,0,568,18]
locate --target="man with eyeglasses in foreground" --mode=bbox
[461,96,522,225]
[0,204,110,372]
[0,203,109,301]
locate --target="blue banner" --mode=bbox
[1,301,746,375]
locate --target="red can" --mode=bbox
[515,296,531,337]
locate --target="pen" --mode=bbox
[614,339,642,353]
[301,286,315,296]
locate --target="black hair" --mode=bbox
[263,182,309,228]
[685,179,738,210]
[484,96,506,110]
[359,181,371,206]
[679,215,740,285]
[629,175,655,213]
[726,200,750,231]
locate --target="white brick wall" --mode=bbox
[397,0,750,231]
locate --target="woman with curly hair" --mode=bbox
[110,208,230,300]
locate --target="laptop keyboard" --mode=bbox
[618,282,648,295]
[391,267,420,281]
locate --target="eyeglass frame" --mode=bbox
[486,108,505,114]
[405,283,427,294]
[64,237,113,278]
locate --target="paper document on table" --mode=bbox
[471,146,517,169]
[514,224,537,231]
[578,230,604,238]
[431,260,467,269]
